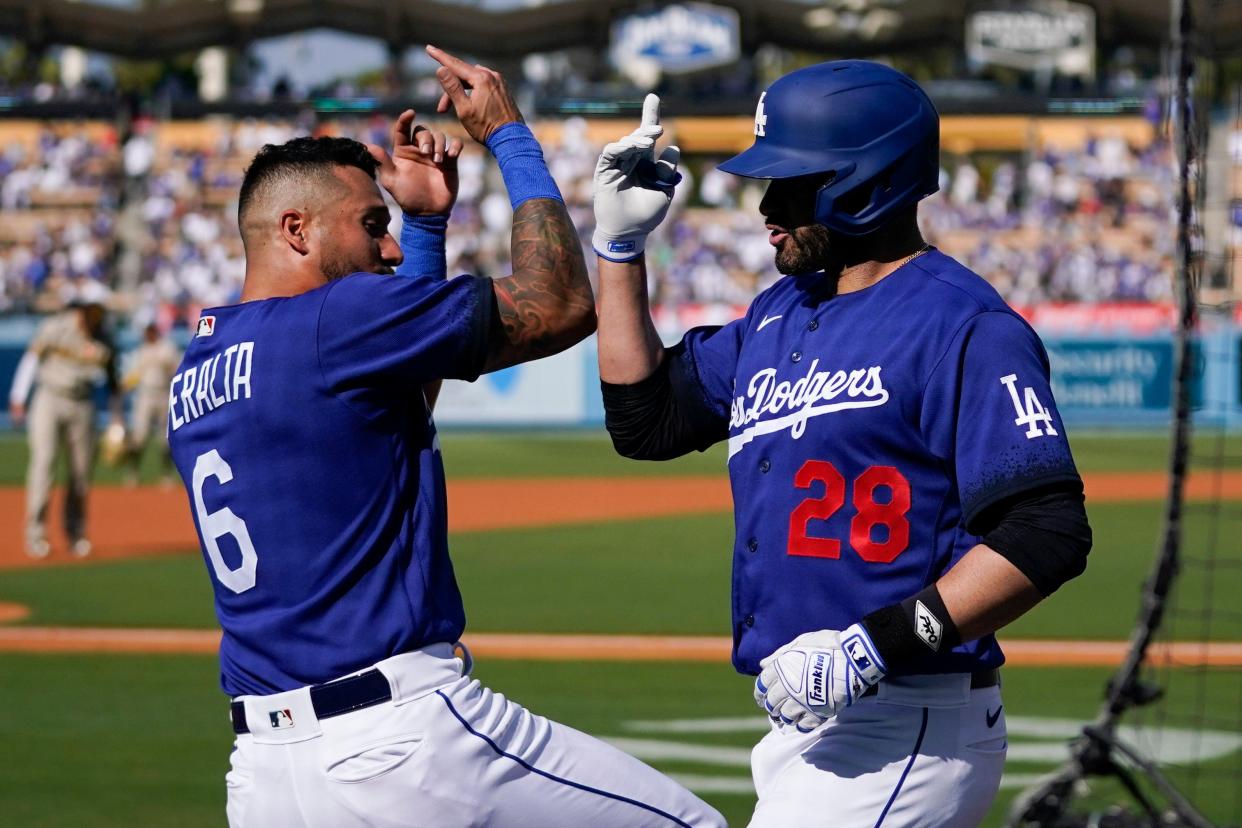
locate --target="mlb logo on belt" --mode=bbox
[268,708,295,729]
[197,315,216,338]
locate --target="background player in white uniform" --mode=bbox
[592,67,1092,826]
[167,47,722,828]
[9,288,120,558]
[122,322,181,485]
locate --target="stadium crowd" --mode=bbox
[0,125,119,312]
[0,115,1182,328]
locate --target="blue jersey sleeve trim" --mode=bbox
[460,275,495,381]
[314,279,381,426]
[916,308,1083,527]
[675,336,733,432]
[873,707,929,828]
[962,471,1085,532]
[918,308,993,400]
[434,690,694,827]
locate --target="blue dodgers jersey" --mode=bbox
[167,272,492,697]
[679,250,1081,676]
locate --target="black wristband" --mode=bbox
[861,584,962,670]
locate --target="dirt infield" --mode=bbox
[0,477,734,568]
[2,469,1241,569]
[0,625,1239,667]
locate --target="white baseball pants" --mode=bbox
[225,644,725,828]
[748,673,1007,827]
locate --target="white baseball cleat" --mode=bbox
[26,537,50,559]
[71,538,92,559]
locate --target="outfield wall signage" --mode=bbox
[434,342,587,426]
[1046,339,1202,416]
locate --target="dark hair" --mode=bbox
[237,136,378,223]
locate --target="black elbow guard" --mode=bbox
[601,346,726,460]
[981,487,1092,597]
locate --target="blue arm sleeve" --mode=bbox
[485,122,563,209]
[920,311,1082,530]
[395,213,448,282]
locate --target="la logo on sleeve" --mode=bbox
[1000,374,1057,439]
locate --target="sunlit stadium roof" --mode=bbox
[0,0,1234,60]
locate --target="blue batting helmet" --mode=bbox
[718,60,939,236]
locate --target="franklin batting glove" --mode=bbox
[592,93,681,262]
[754,623,887,732]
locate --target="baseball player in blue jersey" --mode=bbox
[167,46,723,828]
[594,65,1092,826]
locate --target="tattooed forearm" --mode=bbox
[483,197,595,372]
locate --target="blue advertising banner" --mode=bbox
[1046,340,1174,410]
[1044,337,1207,426]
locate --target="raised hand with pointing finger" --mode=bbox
[592,93,682,262]
[426,45,523,144]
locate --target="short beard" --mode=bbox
[320,248,361,282]
[774,224,833,275]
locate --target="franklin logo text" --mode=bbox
[807,651,828,706]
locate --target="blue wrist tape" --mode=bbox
[396,213,448,281]
[485,122,563,209]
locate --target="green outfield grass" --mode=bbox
[1,429,1241,486]
[2,654,1239,827]
[4,502,1239,642]
[1,430,1240,826]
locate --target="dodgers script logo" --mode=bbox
[727,359,889,457]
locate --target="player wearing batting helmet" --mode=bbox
[594,62,1092,826]
[166,46,723,828]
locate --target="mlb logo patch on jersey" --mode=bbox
[197,315,216,338]
[268,708,295,729]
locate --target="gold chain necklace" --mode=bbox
[895,243,931,270]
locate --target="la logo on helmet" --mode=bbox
[754,92,767,137]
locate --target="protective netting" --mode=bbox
[1128,48,1242,828]
[1010,1,1242,825]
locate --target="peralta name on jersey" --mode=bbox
[168,342,254,431]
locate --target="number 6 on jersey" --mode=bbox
[192,449,258,593]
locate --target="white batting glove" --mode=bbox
[592,93,681,262]
[754,623,887,732]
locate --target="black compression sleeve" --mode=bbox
[860,483,1091,670]
[601,344,727,460]
[978,485,1092,597]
